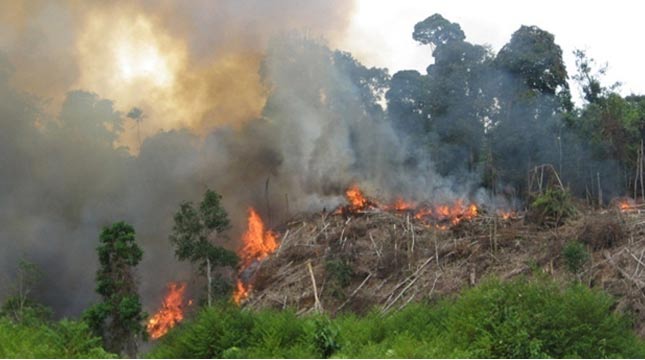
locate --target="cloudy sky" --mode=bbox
[340,0,645,102]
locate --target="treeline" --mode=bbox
[393,15,645,202]
[301,13,645,203]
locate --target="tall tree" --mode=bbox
[0,258,50,323]
[389,13,493,176]
[169,189,238,306]
[489,25,571,195]
[83,222,146,357]
[412,13,465,48]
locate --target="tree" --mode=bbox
[388,14,493,176]
[1,258,51,323]
[488,25,572,194]
[170,189,238,306]
[83,222,146,357]
[412,13,465,48]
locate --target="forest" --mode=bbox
[2,9,645,359]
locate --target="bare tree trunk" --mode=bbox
[206,257,212,307]
[634,139,645,201]
[597,172,603,206]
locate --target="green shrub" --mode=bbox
[563,241,590,275]
[148,278,645,359]
[0,317,116,358]
[530,187,577,226]
[325,259,353,299]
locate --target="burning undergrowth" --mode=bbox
[231,189,645,337]
[146,282,191,340]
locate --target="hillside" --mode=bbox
[243,200,645,336]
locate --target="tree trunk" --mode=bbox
[206,257,212,307]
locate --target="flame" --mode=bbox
[617,198,637,212]
[335,185,480,229]
[497,210,516,220]
[233,207,279,304]
[414,200,478,227]
[391,197,414,211]
[146,282,187,340]
[232,280,251,304]
[345,184,369,211]
[238,208,279,268]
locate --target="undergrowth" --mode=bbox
[148,277,645,359]
[0,317,116,358]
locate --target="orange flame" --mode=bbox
[345,184,369,211]
[497,210,516,220]
[146,282,187,340]
[617,198,636,212]
[232,280,250,304]
[414,200,478,227]
[391,197,414,211]
[233,208,279,304]
[238,208,279,268]
[335,185,480,229]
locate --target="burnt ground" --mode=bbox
[243,206,645,336]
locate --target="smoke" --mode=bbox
[0,0,356,149]
[0,5,577,319]
[0,0,364,316]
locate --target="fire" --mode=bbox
[146,282,187,340]
[390,197,414,211]
[617,198,638,212]
[233,208,279,304]
[232,280,250,304]
[414,200,478,226]
[336,184,480,229]
[238,208,279,268]
[497,210,516,220]
[345,184,369,211]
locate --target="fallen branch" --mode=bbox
[307,261,322,313]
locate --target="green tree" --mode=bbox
[83,222,146,357]
[389,14,493,175]
[170,189,238,306]
[489,25,572,194]
[0,258,51,324]
[412,13,465,48]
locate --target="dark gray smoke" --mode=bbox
[0,31,465,317]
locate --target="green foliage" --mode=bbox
[563,241,590,275]
[0,317,116,358]
[85,221,147,357]
[312,317,340,358]
[147,277,645,358]
[325,259,353,299]
[169,189,238,303]
[530,187,577,226]
[413,13,465,47]
[0,258,50,324]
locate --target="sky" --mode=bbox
[340,0,645,102]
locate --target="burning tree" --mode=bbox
[169,189,238,306]
[83,222,147,357]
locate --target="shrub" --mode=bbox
[148,278,645,359]
[529,187,577,226]
[0,317,116,358]
[562,241,590,275]
[325,259,353,299]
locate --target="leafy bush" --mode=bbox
[325,259,353,299]
[562,241,590,275]
[0,317,116,358]
[148,278,645,358]
[529,187,577,226]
